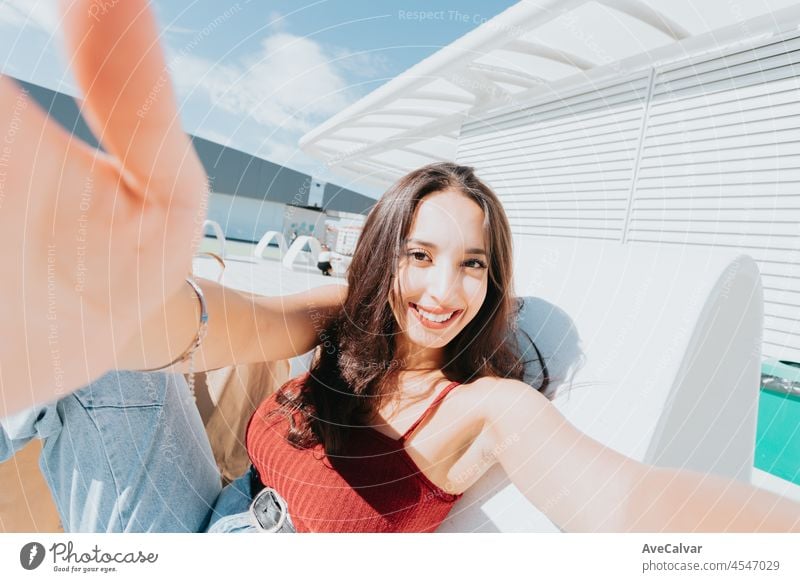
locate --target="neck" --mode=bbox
[396,340,443,372]
[379,369,448,418]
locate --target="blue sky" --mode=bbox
[0,0,518,196]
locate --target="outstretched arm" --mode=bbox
[0,2,342,415]
[118,280,346,374]
[482,379,800,532]
[0,0,209,415]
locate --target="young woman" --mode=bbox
[317,244,334,276]
[1,1,799,533]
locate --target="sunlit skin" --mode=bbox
[392,189,489,372]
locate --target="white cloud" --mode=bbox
[169,31,367,133]
[332,46,391,79]
[166,25,387,193]
[0,0,59,36]
[267,11,284,29]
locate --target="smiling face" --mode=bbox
[391,189,489,369]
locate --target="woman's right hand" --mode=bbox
[0,0,208,415]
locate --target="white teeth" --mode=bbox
[415,305,456,323]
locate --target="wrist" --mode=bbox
[116,278,203,372]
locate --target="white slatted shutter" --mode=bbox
[457,75,650,241]
[457,32,800,362]
[630,34,800,362]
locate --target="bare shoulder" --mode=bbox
[456,376,551,422]
[439,376,557,492]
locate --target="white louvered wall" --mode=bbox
[460,75,650,241]
[457,32,800,363]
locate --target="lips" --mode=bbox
[409,302,464,330]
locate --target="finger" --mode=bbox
[59,0,206,203]
[0,75,100,209]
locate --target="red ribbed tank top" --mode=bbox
[246,378,464,533]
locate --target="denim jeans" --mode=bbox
[206,467,295,533]
[0,370,293,533]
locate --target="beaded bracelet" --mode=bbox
[142,276,208,400]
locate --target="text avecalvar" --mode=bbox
[642,544,702,554]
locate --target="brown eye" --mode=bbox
[463,259,487,269]
[408,250,430,262]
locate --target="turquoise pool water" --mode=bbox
[757,360,800,486]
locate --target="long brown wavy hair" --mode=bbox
[274,162,539,454]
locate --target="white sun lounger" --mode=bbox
[439,237,762,532]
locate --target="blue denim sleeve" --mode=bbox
[0,403,61,462]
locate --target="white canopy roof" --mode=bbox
[300,0,800,189]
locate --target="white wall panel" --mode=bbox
[633,33,800,362]
[458,31,800,363]
[459,76,649,242]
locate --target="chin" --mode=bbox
[407,325,463,350]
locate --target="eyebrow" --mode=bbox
[405,238,487,256]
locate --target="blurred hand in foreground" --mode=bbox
[0,0,208,413]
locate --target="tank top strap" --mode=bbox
[398,381,461,443]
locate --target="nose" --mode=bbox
[427,261,459,305]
